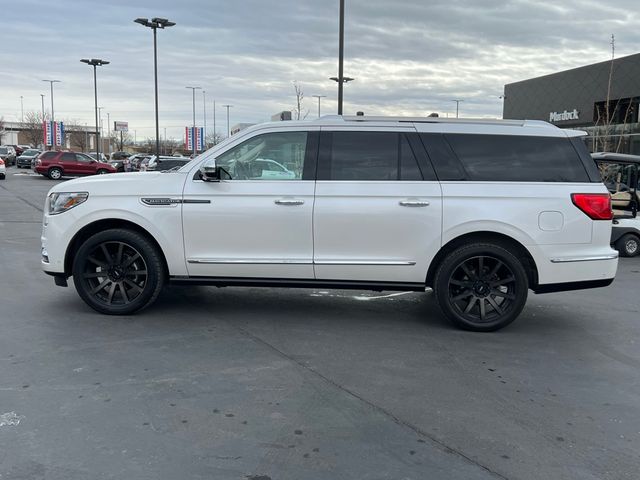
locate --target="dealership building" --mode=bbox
[503,52,640,154]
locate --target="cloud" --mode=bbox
[0,0,638,140]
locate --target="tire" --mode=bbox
[72,229,165,315]
[616,233,640,257]
[0,174,5,180]
[48,167,62,180]
[434,243,529,332]
[96,169,109,175]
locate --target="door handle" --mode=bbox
[399,200,430,207]
[275,199,304,206]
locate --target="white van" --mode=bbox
[40,116,618,331]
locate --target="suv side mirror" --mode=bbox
[200,160,230,182]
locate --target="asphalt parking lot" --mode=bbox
[1,167,639,480]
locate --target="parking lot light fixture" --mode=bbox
[80,59,109,160]
[134,16,176,158]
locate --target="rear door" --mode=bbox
[313,128,442,284]
[59,152,78,175]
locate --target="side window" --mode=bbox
[41,152,56,160]
[319,131,424,181]
[61,152,76,162]
[444,134,590,182]
[213,131,307,180]
[419,133,466,181]
[76,154,91,163]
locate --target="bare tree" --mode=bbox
[0,116,6,144]
[64,121,90,152]
[110,131,132,151]
[22,111,45,148]
[292,81,309,120]
[206,131,225,148]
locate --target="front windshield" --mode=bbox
[0,147,8,154]
[23,149,39,156]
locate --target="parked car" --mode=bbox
[41,116,618,331]
[8,145,25,156]
[593,152,640,257]
[127,153,150,171]
[0,146,17,166]
[107,159,125,172]
[87,152,108,163]
[110,151,131,161]
[16,149,41,168]
[140,155,191,172]
[34,151,117,179]
[0,158,5,179]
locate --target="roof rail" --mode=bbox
[318,115,556,128]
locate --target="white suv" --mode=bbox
[41,116,618,331]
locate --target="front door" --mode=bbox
[313,128,442,284]
[182,128,318,279]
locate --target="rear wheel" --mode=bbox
[434,243,529,332]
[72,229,165,315]
[48,167,62,180]
[616,233,640,257]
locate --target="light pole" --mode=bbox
[107,112,111,156]
[203,90,207,148]
[452,99,464,118]
[41,80,61,122]
[98,106,104,153]
[311,95,327,118]
[20,96,24,123]
[81,58,109,160]
[213,99,216,144]
[134,17,176,159]
[330,76,353,114]
[186,86,201,156]
[40,94,45,121]
[337,0,345,114]
[222,104,232,138]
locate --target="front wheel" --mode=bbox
[616,234,640,257]
[72,229,165,315]
[434,243,529,332]
[96,169,109,175]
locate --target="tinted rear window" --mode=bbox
[444,134,590,182]
[40,152,57,160]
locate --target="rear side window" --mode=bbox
[61,152,76,162]
[40,152,57,160]
[318,131,423,181]
[444,134,590,182]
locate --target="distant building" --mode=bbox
[504,52,640,153]
[0,121,98,151]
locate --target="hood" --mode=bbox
[48,171,188,197]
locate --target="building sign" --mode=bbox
[185,127,204,151]
[549,109,579,122]
[43,121,64,146]
[114,121,128,132]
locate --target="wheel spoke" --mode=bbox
[487,295,504,315]
[83,272,106,279]
[491,275,514,287]
[491,289,516,300]
[124,279,142,293]
[126,269,147,277]
[116,243,124,264]
[488,260,503,279]
[464,297,477,314]
[452,290,474,302]
[122,253,141,269]
[478,257,484,276]
[479,298,487,320]
[100,244,113,264]
[461,262,476,280]
[119,283,129,303]
[87,256,107,268]
[90,278,110,294]
[106,282,116,304]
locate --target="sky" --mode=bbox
[1,0,639,142]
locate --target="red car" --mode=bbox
[34,151,117,180]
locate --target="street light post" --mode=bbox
[41,79,61,122]
[40,94,45,121]
[452,99,464,118]
[186,86,201,157]
[20,96,24,123]
[80,58,109,160]
[135,17,176,159]
[203,90,207,148]
[222,104,233,138]
[337,0,345,114]
[213,99,216,144]
[311,95,327,118]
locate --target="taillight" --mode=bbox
[36,159,42,165]
[571,193,613,220]
[0,159,4,166]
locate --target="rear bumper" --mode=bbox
[533,277,614,294]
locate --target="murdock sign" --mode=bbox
[549,109,579,122]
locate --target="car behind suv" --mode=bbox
[35,151,116,179]
[40,116,618,331]
[0,146,17,166]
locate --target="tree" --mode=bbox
[206,131,225,148]
[292,81,309,120]
[110,131,133,151]
[64,121,91,152]
[22,111,44,148]
[0,116,5,144]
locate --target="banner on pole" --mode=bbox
[185,127,204,151]
[43,121,64,147]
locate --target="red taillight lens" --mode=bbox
[571,193,613,220]
[0,159,4,166]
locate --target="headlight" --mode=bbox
[48,192,89,215]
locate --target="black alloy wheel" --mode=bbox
[72,229,164,315]
[434,243,529,331]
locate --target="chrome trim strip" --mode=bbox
[188,258,313,265]
[187,259,416,266]
[141,197,181,206]
[183,199,211,204]
[550,253,619,263]
[314,260,416,266]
